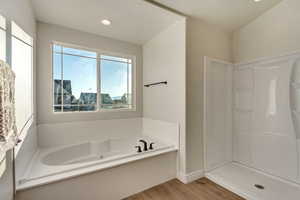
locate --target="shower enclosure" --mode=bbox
[204,54,300,199]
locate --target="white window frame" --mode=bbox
[51,41,136,114]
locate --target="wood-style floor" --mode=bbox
[123,178,245,200]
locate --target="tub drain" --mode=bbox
[254,184,265,190]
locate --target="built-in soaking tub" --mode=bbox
[17,136,177,190]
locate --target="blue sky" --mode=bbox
[53,53,131,99]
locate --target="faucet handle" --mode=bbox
[149,142,155,150]
[139,140,148,151]
[135,146,142,153]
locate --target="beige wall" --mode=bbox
[36,22,143,124]
[186,17,232,173]
[233,0,300,63]
[143,18,186,174]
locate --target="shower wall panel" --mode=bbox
[234,55,300,183]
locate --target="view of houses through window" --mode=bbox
[53,44,133,112]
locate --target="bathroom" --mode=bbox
[0,0,300,199]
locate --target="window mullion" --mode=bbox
[97,53,101,111]
[61,47,64,112]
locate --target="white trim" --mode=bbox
[205,56,233,65]
[203,56,208,171]
[53,41,136,60]
[234,51,300,68]
[203,56,234,172]
[177,169,204,184]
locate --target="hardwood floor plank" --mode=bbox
[123,178,245,200]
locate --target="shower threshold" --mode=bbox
[205,162,300,200]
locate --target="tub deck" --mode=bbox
[17,136,177,191]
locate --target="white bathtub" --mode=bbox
[17,136,176,190]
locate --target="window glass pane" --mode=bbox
[101,55,131,63]
[12,37,33,133]
[101,59,132,109]
[63,46,96,58]
[0,29,5,61]
[62,54,97,111]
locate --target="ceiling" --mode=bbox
[153,0,283,32]
[31,0,182,45]
[31,0,283,45]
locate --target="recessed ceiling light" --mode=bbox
[254,0,262,2]
[101,19,111,26]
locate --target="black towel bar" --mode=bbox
[144,81,167,87]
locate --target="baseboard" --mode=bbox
[177,169,204,184]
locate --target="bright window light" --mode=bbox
[12,22,34,135]
[101,19,111,26]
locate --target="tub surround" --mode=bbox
[17,140,176,191]
[37,118,143,148]
[142,118,180,149]
[16,118,179,191]
[16,151,177,200]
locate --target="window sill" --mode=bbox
[52,107,137,114]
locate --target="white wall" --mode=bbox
[36,22,143,124]
[233,0,300,63]
[143,18,186,175]
[0,0,36,200]
[186,18,232,173]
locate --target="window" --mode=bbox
[0,15,5,61]
[53,44,134,112]
[11,22,33,134]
